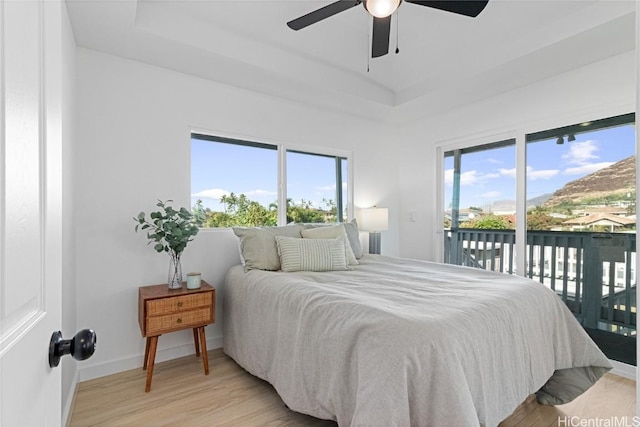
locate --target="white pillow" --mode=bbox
[301,224,358,266]
[275,235,349,272]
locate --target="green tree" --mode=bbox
[192,199,208,227]
[526,211,565,231]
[322,198,337,222]
[216,193,277,226]
[461,215,510,229]
[286,199,325,223]
[193,193,342,228]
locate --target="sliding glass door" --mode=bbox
[443,113,636,366]
[525,114,636,365]
[443,139,516,269]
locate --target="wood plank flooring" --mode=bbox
[69,348,636,426]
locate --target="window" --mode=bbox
[191,133,349,228]
[286,150,347,224]
[443,139,516,231]
[526,113,636,234]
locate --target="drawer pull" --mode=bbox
[177,302,183,308]
[177,318,182,324]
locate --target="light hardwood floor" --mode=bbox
[69,348,636,427]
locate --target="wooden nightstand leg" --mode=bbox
[143,337,151,370]
[145,336,158,392]
[193,328,200,357]
[198,327,209,375]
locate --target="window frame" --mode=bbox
[436,111,636,271]
[443,138,516,232]
[190,132,354,228]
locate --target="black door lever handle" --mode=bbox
[49,329,97,368]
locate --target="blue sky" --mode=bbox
[191,125,634,214]
[444,124,635,210]
[191,139,345,211]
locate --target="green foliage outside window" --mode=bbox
[193,194,337,228]
[460,215,510,230]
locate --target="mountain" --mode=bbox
[526,193,553,208]
[544,155,636,207]
[481,194,552,213]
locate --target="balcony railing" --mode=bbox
[444,229,636,337]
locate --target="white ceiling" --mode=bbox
[66,0,636,123]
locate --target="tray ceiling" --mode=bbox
[66,0,636,123]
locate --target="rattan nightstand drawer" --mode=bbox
[146,308,213,335]
[146,293,211,316]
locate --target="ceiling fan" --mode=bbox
[287,0,489,58]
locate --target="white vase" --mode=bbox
[168,252,182,289]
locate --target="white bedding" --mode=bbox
[222,256,611,426]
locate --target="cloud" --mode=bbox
[191,188,230,200]
[316,184,336,192]
[558,140,613,176]
[192,188,277,201]
[444,169,500,186]
[460,171,480,185]
[486,158,503,164]
[564,162,614,176]
[499,168,516,178]
[244,189,277,198]
[500,166,559,180]
[528,167,559,180]
[561,140,599,165]
[481,191,501,198]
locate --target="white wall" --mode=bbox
[71,15,637,385]
[60,2,78,423]
[74,48,399,380]
[398,51,637,261]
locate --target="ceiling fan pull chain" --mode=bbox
[395,9,400,54]
[367,17,371,72]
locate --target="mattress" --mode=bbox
[222,255,611,426]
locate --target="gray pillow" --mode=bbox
[343,219,363,259]
[299,219,363,259]
[233,224,305,271]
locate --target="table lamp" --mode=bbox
[360,207,388,255]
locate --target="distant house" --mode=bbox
[563,213,635,231]
[444,208,484,224]
[575,206,629,217]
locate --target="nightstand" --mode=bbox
[138,281,215,392]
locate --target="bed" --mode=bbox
[223,229,611,426]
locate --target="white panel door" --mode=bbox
[0,0,63,425]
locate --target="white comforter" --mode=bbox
[223,256,611,427]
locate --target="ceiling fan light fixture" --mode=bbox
[365,0,401,18]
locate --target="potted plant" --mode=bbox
[134,200,199,289]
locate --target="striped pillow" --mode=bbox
[301,224,358,266]
[275,235,349,272]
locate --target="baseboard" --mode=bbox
[609,359,636,380]
[62,368,80,427]
[78,334,223,383]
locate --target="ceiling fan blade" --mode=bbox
[371,16,391,58]
[405,0,489,17]
[287,1,360,31]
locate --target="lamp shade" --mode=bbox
[360,207,389,232]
